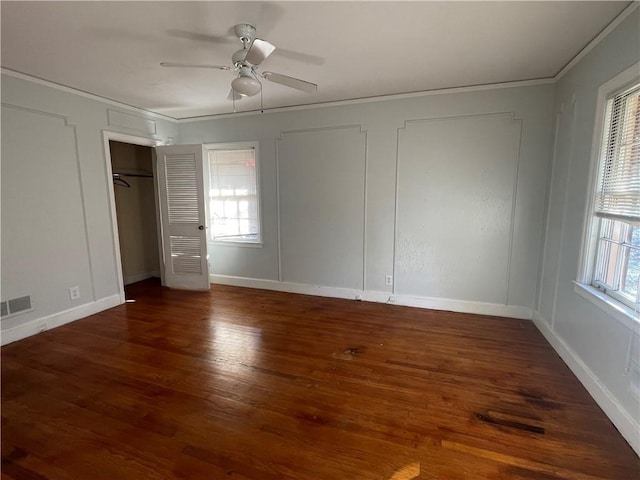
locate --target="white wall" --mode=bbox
[1,74,178,344]
[180,82,555,317]
[535,9,640,454]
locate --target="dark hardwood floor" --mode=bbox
[2,279,638,479]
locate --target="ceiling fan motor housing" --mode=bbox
[232,48,248,67]
[232,24,258,68]
[234,23,256,44]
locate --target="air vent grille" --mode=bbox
[1,295,33,319]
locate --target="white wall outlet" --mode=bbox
[385,275,393,286]
[69,286,80,301]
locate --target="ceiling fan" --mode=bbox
[161,24,318,102]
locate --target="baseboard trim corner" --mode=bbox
[1,294,122,346]
[124,270,160,286]
[532,311,640,456]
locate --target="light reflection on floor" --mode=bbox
[209,320,262,372]
[209,321,421,479]
[207,317,420,478]
[390,462,420,480]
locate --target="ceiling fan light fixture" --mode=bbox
[231,75,261,97]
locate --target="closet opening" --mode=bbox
[108,139,162,300]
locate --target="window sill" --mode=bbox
[209,241,263,249]
[573,282,640,332]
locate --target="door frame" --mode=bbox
[102,131,161,303]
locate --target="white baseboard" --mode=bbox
[209,274,533,320]
[0,294,122,346]
[124,270,160,286]
[209,274,368,300]
[532,311,640,456]
[388,293,532,319]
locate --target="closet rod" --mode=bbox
[113,172,153,178]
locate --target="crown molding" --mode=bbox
[1,68,178,122]
[554,2,639,81]
[177,77,555,123]
[2,66,555,123]
[3,2,636,124]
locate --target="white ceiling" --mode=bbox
[1,1,631,119]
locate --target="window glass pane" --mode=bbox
[600,217,614,240]
[622,225,640,300]
[207,147,260,243]
[622,246,639,299]
[611,219,627,242]
[599,217,629,241]
[594,218,640,308]
[632,225,640,247]
[595,239,618,288]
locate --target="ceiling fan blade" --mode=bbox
[275,48,324,66]
[262,72,317,93]
[165,29,235,45]
[227,89,242,101]
[160,62,230,70]
[244,38,275,66]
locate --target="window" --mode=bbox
[593,218,639,308]
[205,143,261,244]
[587,81,639,311]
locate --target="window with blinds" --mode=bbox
[595,84,640,221]
[592,83,639,310]
[206,145,261,243]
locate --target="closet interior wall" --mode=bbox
[109,141,160,285]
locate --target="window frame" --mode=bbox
[578,62,640,327]
[203,141,263,247]
[592,218,639,308]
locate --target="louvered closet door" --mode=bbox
[156,145,210,290]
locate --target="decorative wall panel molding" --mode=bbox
[277,125,367,289]
[395,113,522,304]
[537,99,578,327]
[1,104,95,329]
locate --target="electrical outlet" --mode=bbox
[385,275,393,286]
[69,286,80,301]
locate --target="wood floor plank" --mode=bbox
[2,279,638,479]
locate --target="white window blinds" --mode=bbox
[208,147,260,242]
[595,84,640,222]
